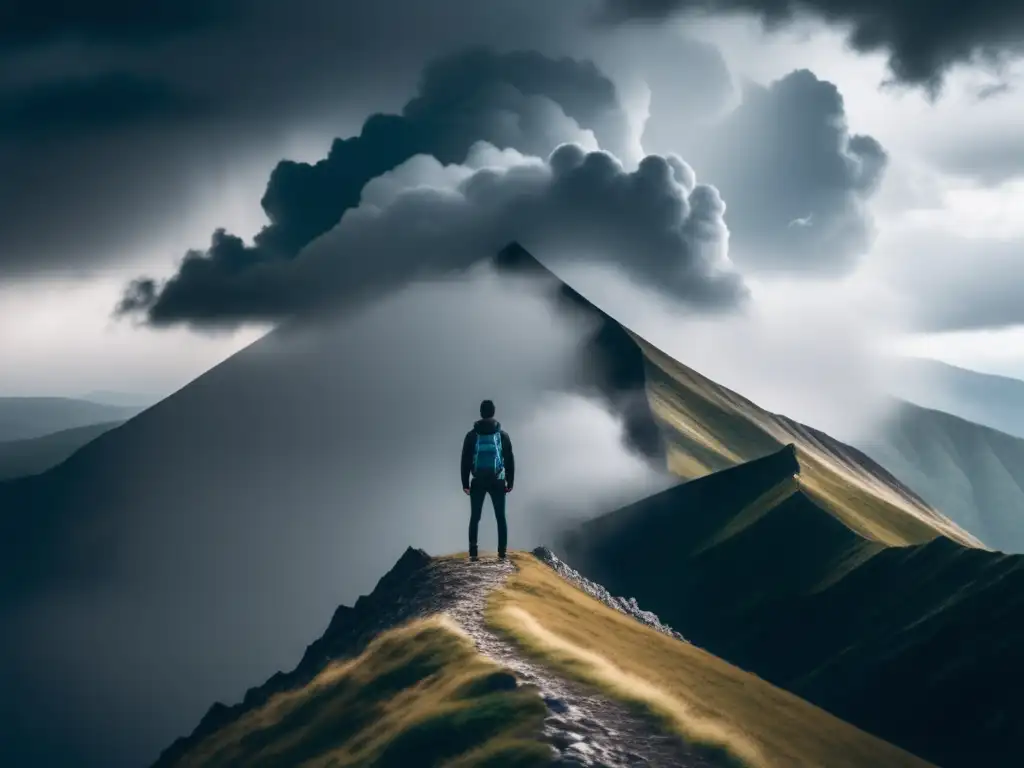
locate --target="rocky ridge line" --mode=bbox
[532,546,687,643]
[153,547,700,767]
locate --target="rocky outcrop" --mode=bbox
[533,546,687,642]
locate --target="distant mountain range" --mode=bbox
[0,396,142,442]
[857,400,1024,553]
[80,390,161,408]
[893,357,1024,440]
[0,421,125,481]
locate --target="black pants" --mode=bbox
[469,476,507,557]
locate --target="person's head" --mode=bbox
[479,399,496,419]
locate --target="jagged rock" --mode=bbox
[532,546,687,642]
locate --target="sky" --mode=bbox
[2,0,1024,401]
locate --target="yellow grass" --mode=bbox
[488,553,935,768]
[634,333,982,549]
[166,615,552,768]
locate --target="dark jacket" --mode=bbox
[461,418,515,489]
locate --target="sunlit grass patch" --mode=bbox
[168,615,552,768]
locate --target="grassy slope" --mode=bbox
[0,421,123,480]
[856,400,1024,552]
[161,616,552,768]
[561,447,1024,768]
[637,337,979,548]
[488,554,931,768]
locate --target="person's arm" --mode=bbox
[502,431,515,489]
[460,431,474,489]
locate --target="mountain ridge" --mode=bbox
[893,357,1024,440]
[561,442,1024,768]
[157,547,936,768]
[498,241,977,548]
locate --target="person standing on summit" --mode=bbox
[461,399,515,561]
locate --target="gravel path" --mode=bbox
[440,555,710,768]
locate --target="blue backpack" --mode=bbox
[473,428,505,480]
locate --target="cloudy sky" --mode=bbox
[2,0,1023,398]
[3,4,1024,766]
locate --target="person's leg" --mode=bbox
[489,481,508,558]
[469,481,486,559]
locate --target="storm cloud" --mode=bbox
[119,142,746,326]
[0,72,204,140]
[227,46,629,260]
[0,0,612,278]
[662,69,887,275]
[601,0,1024,91]
[0,0,231,48]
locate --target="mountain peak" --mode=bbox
[494,240,547,274]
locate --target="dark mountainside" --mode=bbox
[561,445,1024,768]
[0,420,124,481]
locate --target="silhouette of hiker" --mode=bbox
[461,399,515,561]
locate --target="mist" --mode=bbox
[0,263,667,768]
[554,261,915,444]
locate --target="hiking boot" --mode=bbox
[469,554,479,562]
[497,552,507,561]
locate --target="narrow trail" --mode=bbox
[156,549,715,768]
[439,556,711,768]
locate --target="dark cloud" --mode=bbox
[111,46,642,324]
[0,1,232,48]
[0,0,609,279]
[674,69,887,275]
[601,0,1024,91]
[245,47,628,259]
[118,142,746,326]
[0,73,204,140]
